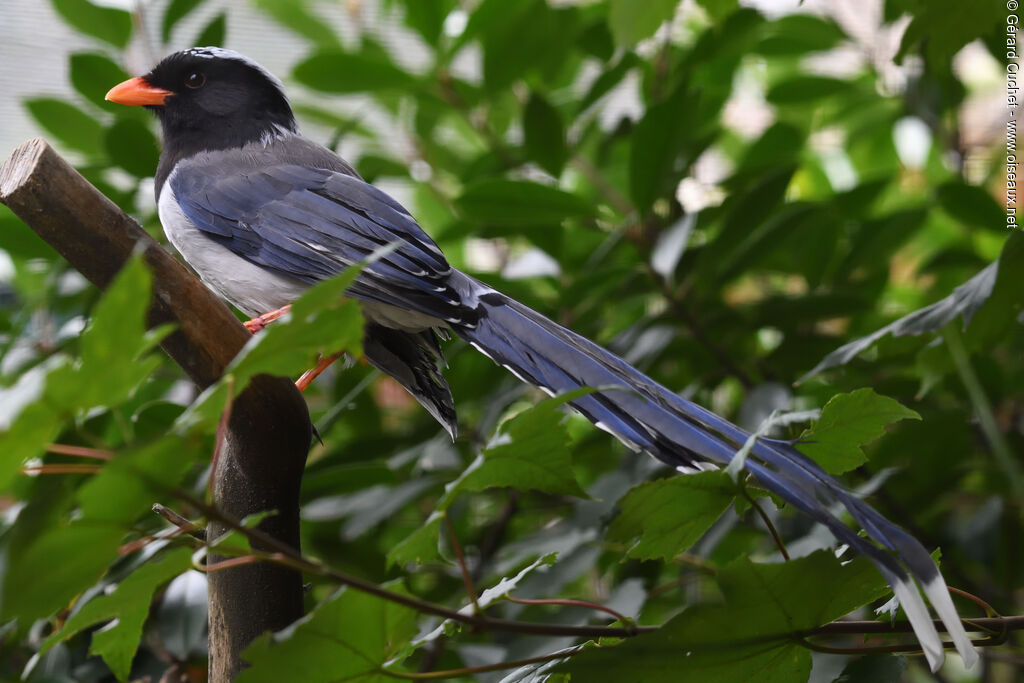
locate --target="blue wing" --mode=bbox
[169,158,472,325]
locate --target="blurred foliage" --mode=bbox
[0,0,1020,681]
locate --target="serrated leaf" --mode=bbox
[798,389,920,474]
[389,390,594,568]
[608,0,677,47]
[455,179,592,226]
[386,513,444,568]
[293,50,417,93]
[606,472,736,560]
[41,549,192,682]
[51,0,132,48]
[558,551,888,681]
[802,231,1024,381]
[76,437,195,526]
[1,524,125,624]
[414,555,556,645]
[238,582,419,682]
[458,393,591,499]
[177,266,365,430]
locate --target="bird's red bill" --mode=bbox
[105,77,172,106]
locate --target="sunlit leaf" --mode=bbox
[24,98,105,156]
[293,50,417,93]
[51,0,132,48]
[608,0,677,47]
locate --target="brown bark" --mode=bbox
[0,138,309,681]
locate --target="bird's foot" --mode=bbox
[244,305,292,334]
[296,352,344,392]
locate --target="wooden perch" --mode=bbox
[0,138,310,681]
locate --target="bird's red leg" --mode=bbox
[296,352,344,392]
[244,304,292,334]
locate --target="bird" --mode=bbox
[106,47,976,671]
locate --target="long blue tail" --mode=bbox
[450,272,976,671]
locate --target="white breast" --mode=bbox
[157,180,309,317]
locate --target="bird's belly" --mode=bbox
[158,186,308,317]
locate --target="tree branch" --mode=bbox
[0,138,311,682]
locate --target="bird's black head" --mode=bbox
[106,47,298,189]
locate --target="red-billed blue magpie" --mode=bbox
[106,47,977,670]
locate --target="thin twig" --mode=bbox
[506,595,631,627]
[445,512,481,616]
[46,443,113,460]
[741,486,790,561]
[153,503,206,541]
[382,648,581,679]
[160,496,1024,642]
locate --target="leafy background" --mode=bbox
[0,0,1020,681]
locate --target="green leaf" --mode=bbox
[897,0,1002,65]
[388,390,594,568]
[238,583,419,682]
[69,53,132,111]
[293,50,417,93]
[41,549,192,682]
[756,14,845,55]
[457,392,591,499]
[608,0,678,47]
[401,0,454,47]
[386,513,444,568]
[629,86,693,211]
[477,0,577,92]
[227,269,365,388]
[523,93,567,176]
[76,437,194,526]
[105,118,161,177]
[161,0,204,43]
[455,179,592,226]
[1,523,125,624]
[802,231,1024,380]
[606,472,737,560]
[195,11,226,46]
[767,76,853,104]
[696,0,740,22]
[415,555,557,644]
[24,98,105,157]
[798,389,920,474]
[558,551,888,680]
[936,181,1003,232]
[178,266,364,428]
[251,0,341,48]
[834,655,907,683]
[51,0,133,48]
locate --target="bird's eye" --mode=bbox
[184,72,206,89]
